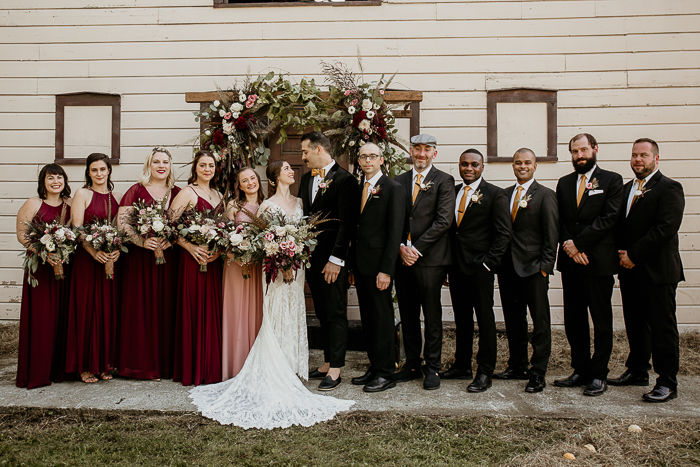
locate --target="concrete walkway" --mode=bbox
[2,351,699,419]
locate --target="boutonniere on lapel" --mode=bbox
[318,179,333,196]
[370,185,382,199]
[518,194,532,210]
[585,178,599,191]
[470,189,483,205]
[634,186,651,199]
[418,181,434,192]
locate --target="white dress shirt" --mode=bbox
[626,168,658,216]
[510,177,536,212]
[575,165,597,196]
[311,160,337,203]
[454,176,483,220]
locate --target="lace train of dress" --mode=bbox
[190,201,354,429]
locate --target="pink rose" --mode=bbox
[344,90,350,96]
[371,188,377,195]
[265,232,275,241]
[379,90,385,95]
[218,222,226,228]
[139,209,146,215]
[586,182,593,189]
[288,251,295,257]
[280,241,288,250]
[245,100,254,109]
[236,225,243,233]
[249,94,257,102]
[351,99,358,106]
[319,182,327,189]
[224,112,231,120]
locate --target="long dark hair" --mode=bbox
[234,168,265,205]
[83,153,114,191]
[265,160,284,196]
[187,150,220,188]
[37,163,71,200]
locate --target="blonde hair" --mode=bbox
[138,147,176,188]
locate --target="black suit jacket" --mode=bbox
[351,174,405,277]
[616,171,685,284]
[395,166,455,267]
[450,180,511,275]
[503,180,559,277]
[299,162,359,267]
[556,166,624,276]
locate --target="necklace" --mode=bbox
[194,184,214,201]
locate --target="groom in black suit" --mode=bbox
[442,149,511,393]
[610,138,685,403]
[394,134,455,390]
[349,143,405,393]
[299,131,359,391]
[554,133,623,397]
[496,148,558,393]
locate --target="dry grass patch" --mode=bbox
[0,323,19,358]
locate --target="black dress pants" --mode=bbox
[498,265,551,376]
[448,266,497,376]
[355,272,396,379]
[395,264,446,373]
[561,270,614,380]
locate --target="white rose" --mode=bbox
[228,233,243,246]
[519,200,528,209]
[213,100,220,107]
[359,140,365,146]
[362,99,372,111]
[285,224,298,234]
[223,122,234,135]
[205,130,211,136]
[358,119,371,132]
[86,235,93,242]
[239,93,247,102]
[634,189,642,197]
[373,103,380,110]
[106,233,114,241]
[40,234,51,245]
[231,102,243,112]
[348,140,355,146]
[275,226,287,237]
[348,106,356,115]
[239,239,251,251]
[66,231,76,241]
[46,242,56,252]
[471,195,479,203]
[139,224,150,234]
[189,224,201,231]
[152,220,164,232]
[219,109,226,117]
[366,110,375,119]
[55,229,65,240]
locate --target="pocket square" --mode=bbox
[588,189,604,196]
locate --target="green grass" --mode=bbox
[2,408,699,466]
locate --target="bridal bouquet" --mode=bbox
[124,197,177,265]
[81,220,129,279]
[220,222,260,279]
[21,219,78,287]
[176,208,227,272]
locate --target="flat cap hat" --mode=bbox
[410,134,437,147]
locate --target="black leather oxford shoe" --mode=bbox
[467,373,492,393]
[351,368,378,386]
[583,378,608,396]
[393,367,422,383]
[607,370,649,386]
[493,368,530,380]
[553,373,588,387]
[309,369,328,379]
[317,375,341,391]
[423,371,440,390]
[439,366,473,380]
[363,376,396,393]
[525,374,546,393]
[642,386,677,403]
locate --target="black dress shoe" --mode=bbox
[607,370,649,387]
[309,369,328,380]
[439,366,473,380]
[363,376,396,393]
[642,386,678,403]
[583,378,607,396]
[525,374,546,393]
[467,373,492,393]
[423,371,440,390]
[318,375,341,391]
[493,368,530,380]
[351,369,378,386]
[393,367,422,383]
[553,373,588,387]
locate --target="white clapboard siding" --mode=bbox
[1,0,699,326]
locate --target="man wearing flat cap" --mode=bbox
[393,134,456,390]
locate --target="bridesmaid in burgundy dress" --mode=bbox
[116,147,181,380]
[221,168,265,380]
[171,150,224,386]
[65,153,123,384]
[15,164,73,389]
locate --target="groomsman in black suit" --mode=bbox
[554,134,623,397]
[299,131,359,391]
[441,149,511,393]
[349,143,405,393]
[495,148,558,393]
[394,134,456,390]
[609,138,685,403]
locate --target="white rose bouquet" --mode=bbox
[124,196,178,265]
[21,218,78,287]
[219,222,261,279]
[176,208,227,272]
[80,220,129,279]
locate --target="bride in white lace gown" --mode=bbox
[189,161,354,429]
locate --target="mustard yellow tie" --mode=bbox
[360,182,370,213]
[456,186,471,227]
[311,168,325,178]
[576,174,587,207]
[511,186,523,222]
[412,174,422,204]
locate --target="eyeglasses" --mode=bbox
[358,154,381,161]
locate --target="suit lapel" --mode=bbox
[576,166,601,212]
[359,174,387,219]
[412,167,437,213]
[311,162,339,211]
[514,181,537,226]
[628,171,661,215]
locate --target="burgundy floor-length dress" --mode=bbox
[173,193,224,386]
[16,202,71,389]
[65,191,120,377]
[117,184,181,380]
[221,202,264,380]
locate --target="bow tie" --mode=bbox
[311,168,326,178]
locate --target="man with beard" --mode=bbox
[553,134,623,396]
[609,138,685,403]
[394,134,455,390]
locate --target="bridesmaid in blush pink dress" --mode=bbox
[221,168,265,380]
[65,153,123,384]
[116,147,181,380]
[170,150,224,387]
[15,164,73,389]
